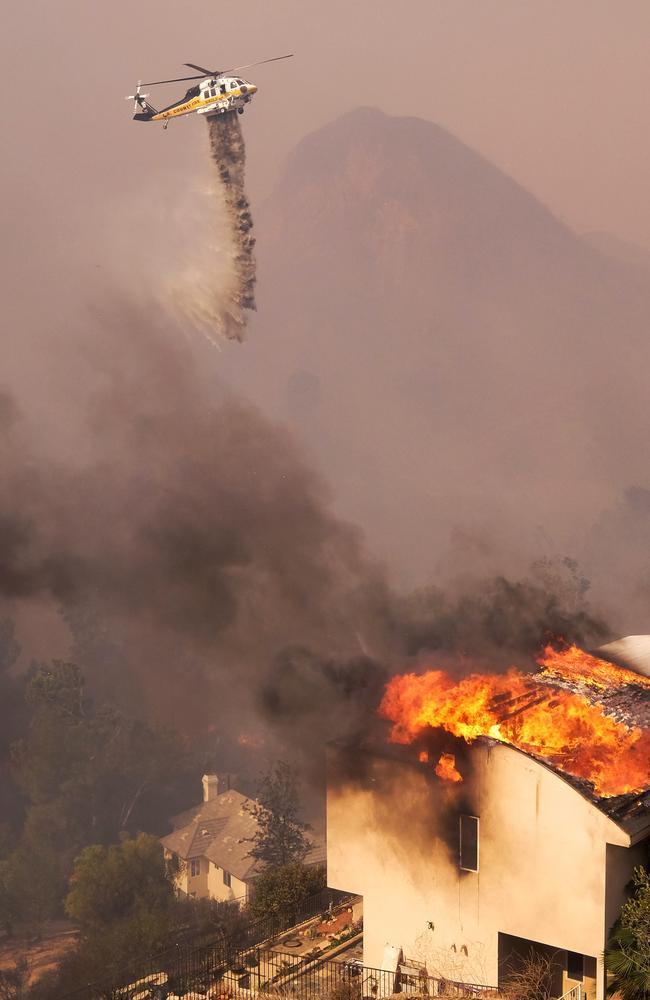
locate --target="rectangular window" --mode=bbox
[459,815,479,872]
[223,869,231,887]
[566,952,584,982]
[189,858,201,877]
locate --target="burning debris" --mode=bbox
[379,644,650,798]
[419,749,463,782]
[206,112,256,339]
[434,752,463,783]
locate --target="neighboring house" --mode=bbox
[162,773,325,903]
[327,641,650,1000]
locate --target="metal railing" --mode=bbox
[558,987,582,1000]
[110,950,499,1000]
[56,888,354,1000]
[54,888,500,1000]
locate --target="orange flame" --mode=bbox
[379,645,650,798]
[537,643,650,691]
[237,732,265,749]
[419,750,429,763]
[435,753,463,783]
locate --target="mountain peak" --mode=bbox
[263,107,577,286]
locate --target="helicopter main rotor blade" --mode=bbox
[141,73,206,86]
[222,54,293,75]
[184,63,219,75]
[141,53,293,89]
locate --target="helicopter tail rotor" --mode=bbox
[125,82,150,112]
[125,82,159,120]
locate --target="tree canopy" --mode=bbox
[0,659,193,933]
[248,862,326,921]
[65,833,177,933]
[246,762,313,868]
[607,865,650,999]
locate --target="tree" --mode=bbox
[29,836,180,999]
[607,866,650,999]
[5,659,192,931]
[248,862,326,921]
[246,762,313,868]
[501,951,555,1000]
[0,619,26,847]
[65,834,177,934]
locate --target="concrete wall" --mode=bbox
[327,742,632,1000]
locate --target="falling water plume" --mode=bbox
[206,112,256,334]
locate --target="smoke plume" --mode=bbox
[0,298,391,749]
[0,293,609,777]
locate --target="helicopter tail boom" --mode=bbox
[133,104,158,121]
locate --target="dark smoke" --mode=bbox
[0,298,392,743]
[259,645,390,766]
[390,569,610,671]
[206,112,256,339]
[0,290,611,762]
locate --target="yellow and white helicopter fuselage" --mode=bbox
[127,56,291,127]
[132,75,257,126]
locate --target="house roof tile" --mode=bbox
[161,789,325,882]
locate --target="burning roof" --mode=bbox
[379,642,650,814]
[596,635,650,680]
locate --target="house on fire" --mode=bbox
[162,773,325,902]
[327,638,650,1000]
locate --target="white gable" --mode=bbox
[596,635,650,678]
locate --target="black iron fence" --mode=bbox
[108,949,499,1000]
[55,888,499,1000]
[57,888,353,1000]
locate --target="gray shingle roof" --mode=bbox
[161,789,325,882]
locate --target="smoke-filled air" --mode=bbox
[3,2,650,995]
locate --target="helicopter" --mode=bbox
[126,54,293,129]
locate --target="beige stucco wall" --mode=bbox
[207,860,248,902]
[164,850,247,901]
[604,842,648,939]
[327,742,635,1000]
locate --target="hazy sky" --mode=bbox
[3,0,650,624]
[1,0,648,719]
[4,0,650,265]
